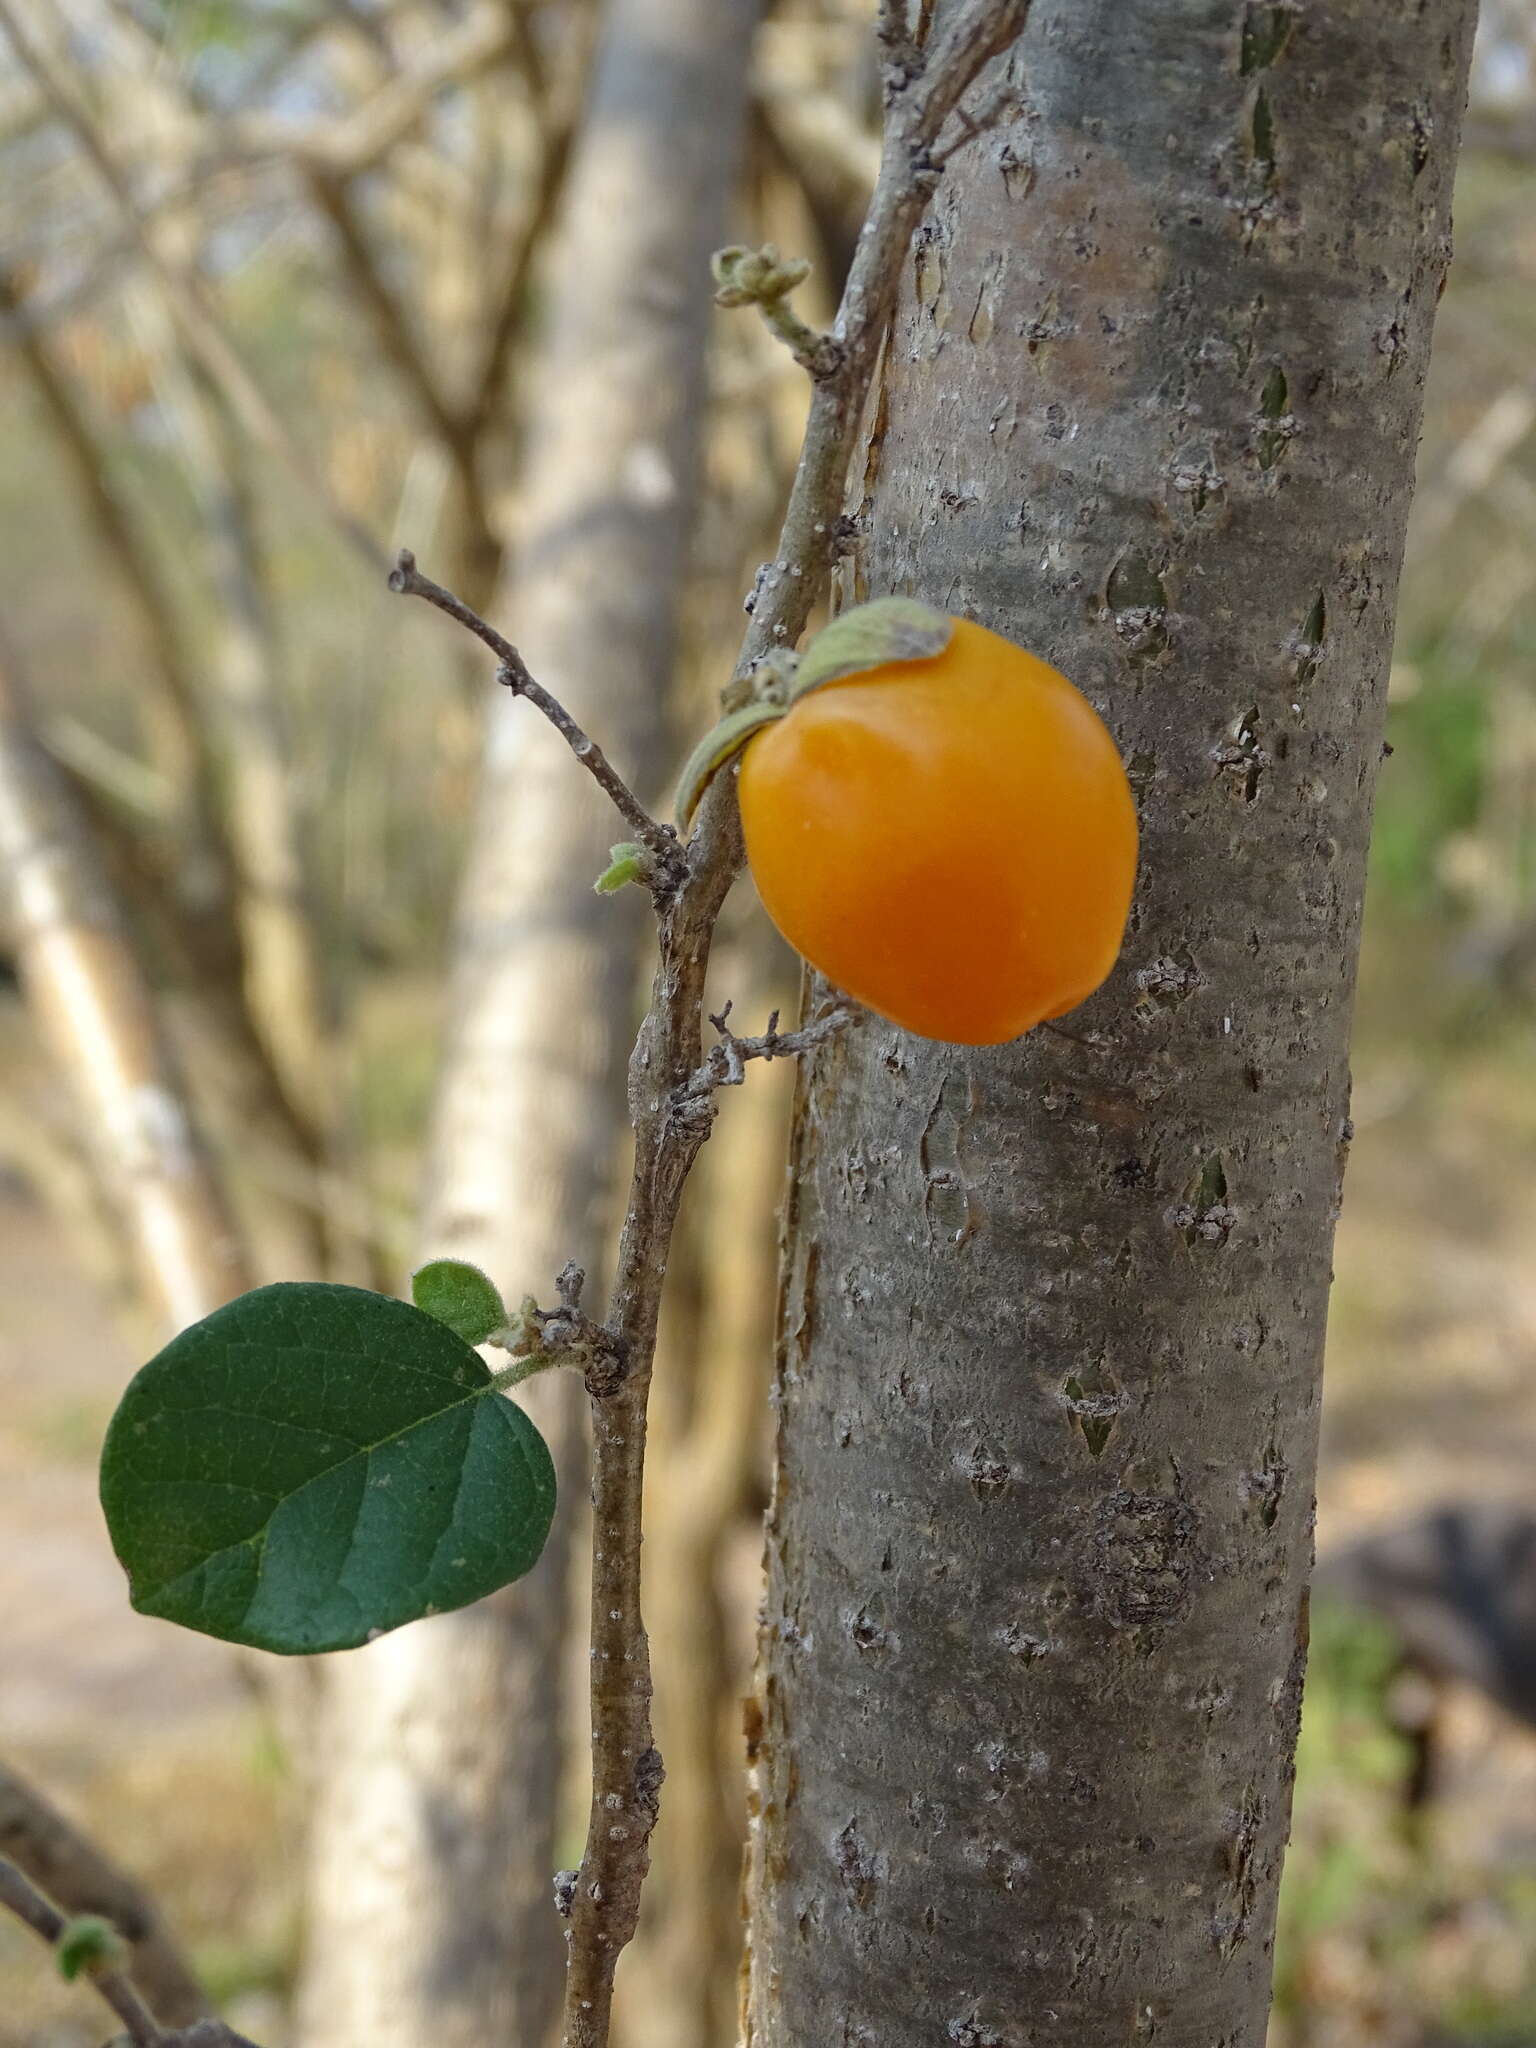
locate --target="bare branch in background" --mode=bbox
[0,1853,169,2047]
[0,1762,209,2029]
[139,312,342,1161]
[0,269,224,838]
[197,0,524,182]
[0,0,386,575]
[0,626,250,1333]
[307,171,482,494]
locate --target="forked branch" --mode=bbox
[396,10,1029,2046]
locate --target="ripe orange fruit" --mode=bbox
[736,615,1137,1045]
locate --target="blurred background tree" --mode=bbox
[0,2,1532,2045]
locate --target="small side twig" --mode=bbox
[712,244,843,379]
[388,551,685,894]
[0,1856,164,2047]
[680,1001,860,1099]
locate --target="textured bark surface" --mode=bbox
[296,4,755,2044]
[745,5,1476,2044]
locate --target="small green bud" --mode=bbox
[56,1916,127,1983]
[711,242,812,308]
[594,842,648,895]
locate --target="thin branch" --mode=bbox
[387,551,686,888]
[0,1856,165,2047]
[307,167,472,466]
[557,11,1034,2046]
[730,0,1031,677]
[220,0,518,179]
[462,104,577,445]
[461,0,596,444]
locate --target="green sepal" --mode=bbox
[594,842,647,895]
[56,1917,126,1983]
[674,702,787,831]
[790,597,952,701]
[411,1259,507,1345]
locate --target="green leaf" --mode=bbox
[674,701,787,829]
[790,597,952,700]
[410,1258,507,1345]
[56,1917,125,1983]
[99,1282,556,1656]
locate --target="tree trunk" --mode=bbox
[295,4,756,2044]
[744,5,1476,2045]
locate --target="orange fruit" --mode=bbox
[736,616,1137,1045]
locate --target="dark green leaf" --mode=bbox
[99,1283,556,1656]
[410,1258,507,1345]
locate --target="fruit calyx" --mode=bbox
[674,597,953,831]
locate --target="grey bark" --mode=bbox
[745,5,1477,2045]
[295,3,756,2044]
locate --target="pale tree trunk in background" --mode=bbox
[296,3,757,2044]
[745,5,1476,2045]
[0,630,248,1334]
